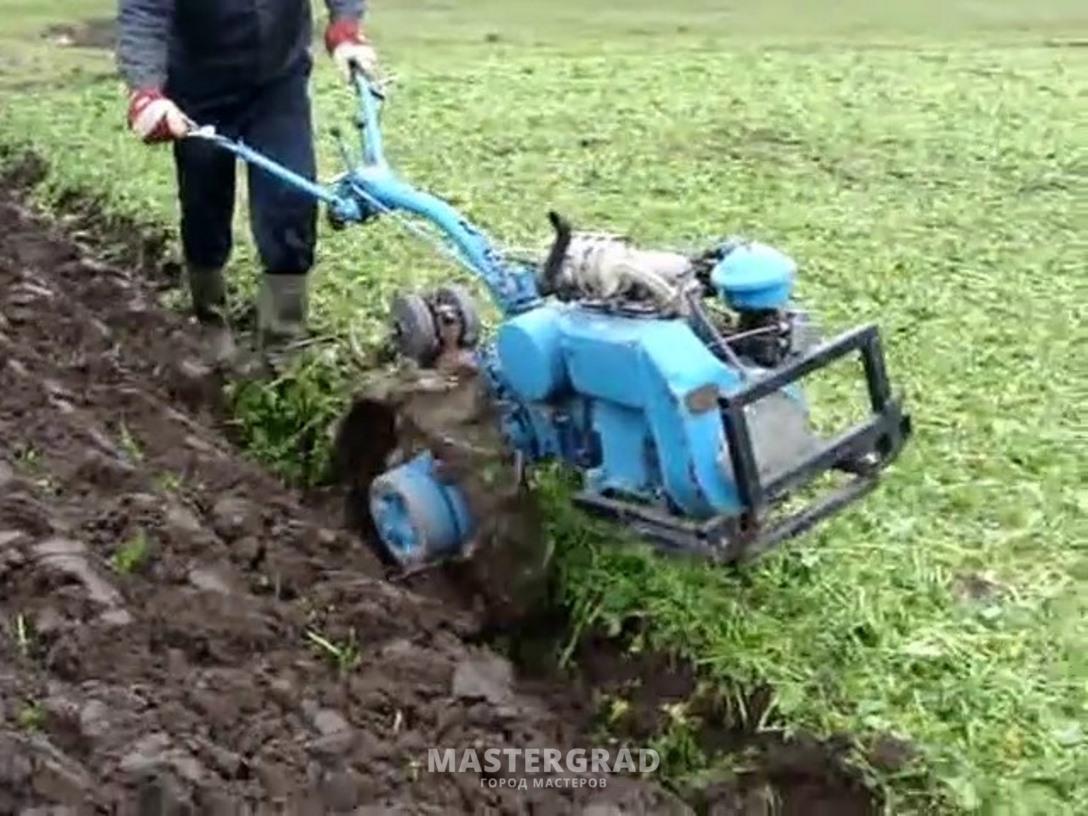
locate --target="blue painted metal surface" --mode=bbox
[368,452,474,567]
[495,308,567,402]
[206,133,352,213]
[490,303,751,518]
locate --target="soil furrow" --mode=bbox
[0,183,694,814]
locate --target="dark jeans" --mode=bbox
[170,58,317,276]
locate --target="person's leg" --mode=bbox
[241,58,319,356]
[172,133,238,364]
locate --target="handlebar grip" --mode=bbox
[349,63,384,98]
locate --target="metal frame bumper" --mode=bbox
[573,323,912,563]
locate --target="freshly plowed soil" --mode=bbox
[0,180,693,814]
[0,165,878,814]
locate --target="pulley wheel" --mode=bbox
[434,284,482,348]
[390,292,439,365]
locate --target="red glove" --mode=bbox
[325,19,379,81]
[127,88,189,143]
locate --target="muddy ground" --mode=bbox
[0,154,878,815]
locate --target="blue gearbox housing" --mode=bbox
[493,305,755,518]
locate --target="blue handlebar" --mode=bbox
[194,71,540,316]
[205,133,343,207]
[355,73,386,168]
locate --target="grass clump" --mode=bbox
[17,701,45,733]
[224,347,356,486]
[306,628,363,675]
[111,529,152,575]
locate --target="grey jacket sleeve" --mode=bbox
[325,0,366,22]
[116,0,174,90]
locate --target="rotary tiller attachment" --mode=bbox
[330,329,552,620]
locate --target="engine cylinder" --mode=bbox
[496,307,568,402]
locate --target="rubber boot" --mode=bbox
[186,263,237,367]
[257,273,310,371]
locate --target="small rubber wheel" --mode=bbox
[390,293,439,365]
[434,284,482,348]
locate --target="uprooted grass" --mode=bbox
[1,2,1087,812]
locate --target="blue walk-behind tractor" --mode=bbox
[191,71,912,570]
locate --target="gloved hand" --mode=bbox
[127,88,189,143]
[325,19,380,82]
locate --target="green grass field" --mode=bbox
[1,1,1086,813]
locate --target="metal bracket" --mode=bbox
[572,323,912,563]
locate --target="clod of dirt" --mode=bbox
[582,777,695,816]
[319,767,366,811]
[698,783,772,816]
[0,732,94,807]
[305,707,356,757]
[0,530,25,546]
[98,608,134,627]
[135,773,197,815]
[70,451,138,492]
[186,565,234,595]
[452,653,515,706]
[170,358,226,412]
[32,537,123,610]
[952,571,1007,602]
[209,496,258,542]
[309,707,351,737]
[34,606,67,637]
[0,529,27,579]
[571,635,700,740]
[41,19,116,50]
[165,503,204,536]
[78,700,112,745]
[868,733,919,773]
[119,732,206,784]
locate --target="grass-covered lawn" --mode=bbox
[1,1,1086,813]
